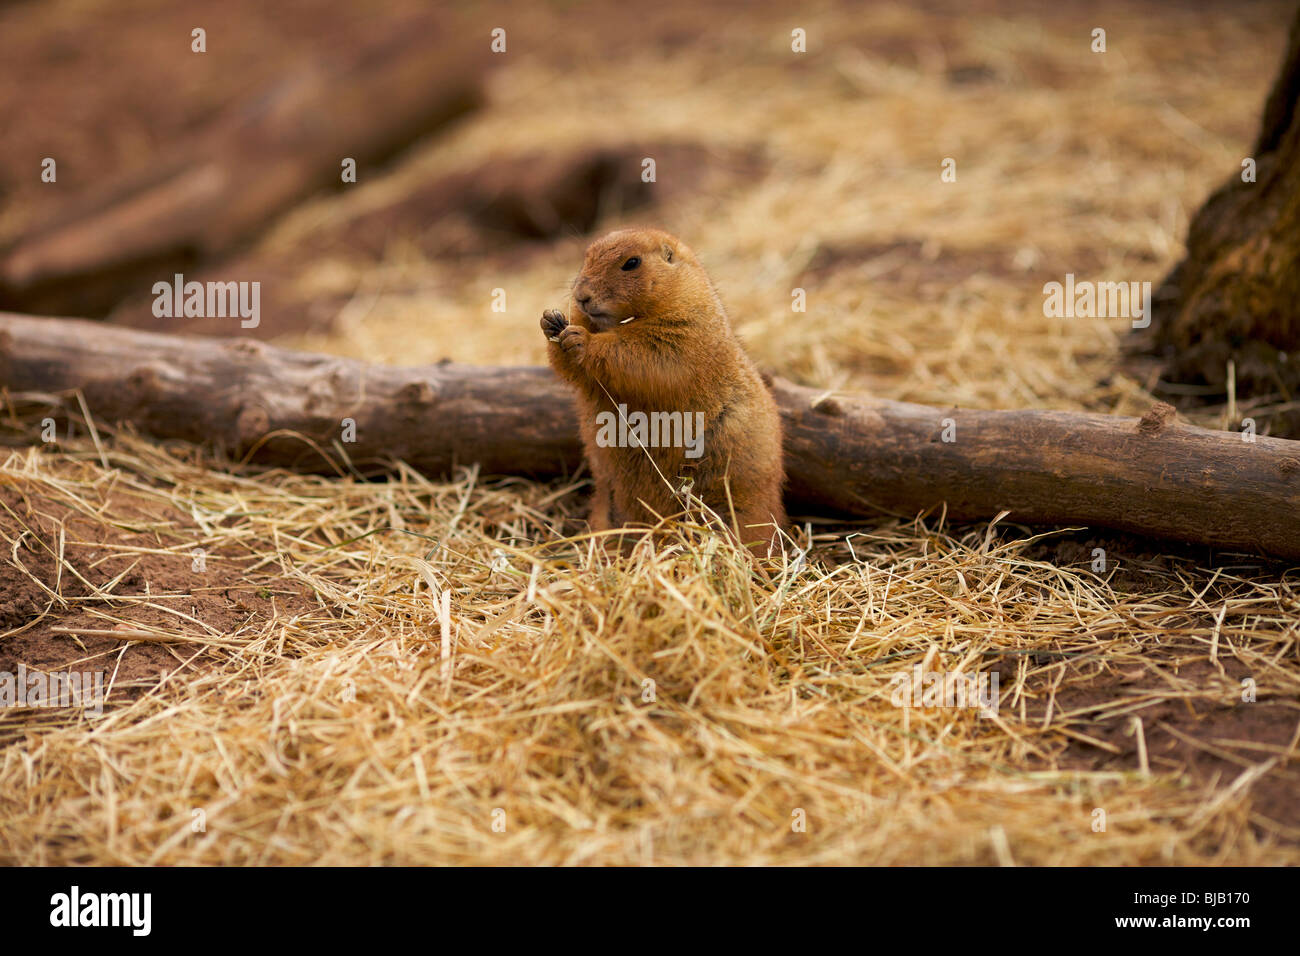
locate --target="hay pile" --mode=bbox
[2,421,1297,864]
[2,0,1299,864]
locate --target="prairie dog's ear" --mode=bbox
[661,241,675,263]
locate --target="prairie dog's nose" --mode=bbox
[575,290,592,305]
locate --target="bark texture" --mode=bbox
[1133,8,1300,434]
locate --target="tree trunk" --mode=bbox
[1131,6,1300,435]
[3,312,1298,559]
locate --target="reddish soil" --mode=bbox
[1021,657,1300,837]
[1011,530,1300,838]
[0,478,316,736]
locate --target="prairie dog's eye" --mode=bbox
[621,256,642,271]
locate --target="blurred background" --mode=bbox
[0,0,1294,419]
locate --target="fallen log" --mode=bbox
[0,22,489,318]
[1,312,1297,559]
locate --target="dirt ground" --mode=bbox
[1,0,1298,865]
[0,475,320,737]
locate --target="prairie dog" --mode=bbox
[540,227,787,551]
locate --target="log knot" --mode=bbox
[810,393,843,417]
[400,380,437,405]
[1138,402,1177,435]
[127,365,163,400]
[235,404,271,444]
[305,378,335,413]
[230,340,267,358]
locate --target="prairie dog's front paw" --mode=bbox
[541,309,569,342]
[557,325,588,363]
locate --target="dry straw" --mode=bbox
[1,413,1297,865]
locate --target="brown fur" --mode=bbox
[540,228,788,551]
